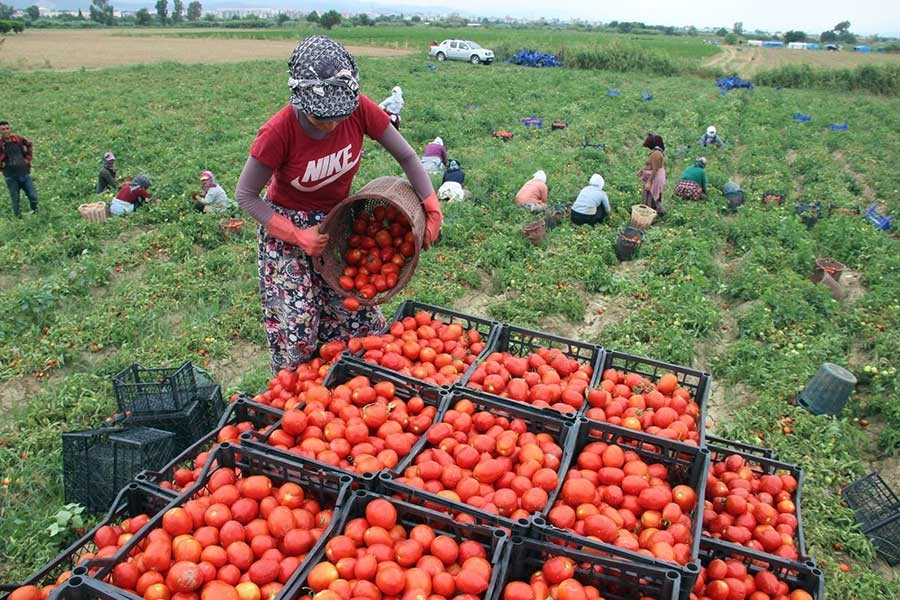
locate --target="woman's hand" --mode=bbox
[422,193,443,248]
[295,225,330,256]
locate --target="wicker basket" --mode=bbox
[630,204,657,229]
[220,218,245,237]
[78,202,108,223]
[314,176,426,307]
[522,219,546,245]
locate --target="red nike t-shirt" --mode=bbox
[250,94,390,212]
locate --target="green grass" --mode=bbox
[0,40,898,598]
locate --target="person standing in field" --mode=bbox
[638,133,667,216]
[0,120,38,218]
[110,174,153,216]
[515,170,548,213]
[96,151,120,194]
[378,85,404,130]
[570,173,610,225]
[674,157,708,200]
[192,170,235,213]
[234,35,442,373]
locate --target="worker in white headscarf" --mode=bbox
[378,85,404,129]
[570,173,610,225]
[515,170,548,213]
[699,125,725,148]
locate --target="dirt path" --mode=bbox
[0,29,412,71]
[703,45,900,77]
[832,150,879,203]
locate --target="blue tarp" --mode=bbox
[520,116,543,128]
[506,50,561,67]
[641,92,653,101]
[806,43,820,50]
[854,45,873,52]
[607,89,621,96]
[793,113,812,122]
[830,123,849,131]
[763,41,784,47]
[716,76,753,90]
[425,63,438,71]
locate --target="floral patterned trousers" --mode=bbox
[257,204,385,373]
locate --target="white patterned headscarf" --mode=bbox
[288,35,360,118]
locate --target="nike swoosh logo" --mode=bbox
[290,153,361,192]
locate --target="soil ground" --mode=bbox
[703,44,900,77]
[0,29,412,71]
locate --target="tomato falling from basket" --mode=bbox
[338,205,415,301]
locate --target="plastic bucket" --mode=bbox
[615,226,644,261]
[797,363,857,416]
[724,191,744,213]
[630,204,657,229]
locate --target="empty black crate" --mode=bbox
[62,427,176,513]
[113,361,196,415]
[842,472,900,565]
[492,534,682,600]
[122,384,224,455]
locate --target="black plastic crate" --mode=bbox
[491,534,683,600]
[706,434,777,459]
[706,441,808,560]
[112,361,196,415]
[47,576,140,600]
[135,398,284,493]
[697,537,824,599]
[62,427,176,513]
[284,489,509,600]
[464,323,605,415]
[382,385,577,529]
[121,384,224,456]
[91,442,354,588]
[544,417,710,570]
[587,350,710,444]
[243,356,446,479]
[842,472,900,565]
[0,482,175,600]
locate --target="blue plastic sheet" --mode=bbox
[425,63,438,71]
[830,123,849,131]
[505,50,561,68]
[641,92,652,101]
[716,76,753,90]
[520,116,543,128]
[607,89,621,96]
[793,113,812,122]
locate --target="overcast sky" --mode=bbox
[399,0,899,36]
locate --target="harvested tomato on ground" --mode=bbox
[396,397,568,519]
[466,347,594,414]
[585,369,702,445]
[350,310,488,386]
[702,452,802,561]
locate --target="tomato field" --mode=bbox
[0,26,898,599]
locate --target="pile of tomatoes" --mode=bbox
[350,311,488,386]
[298,497,496,600]
[259,376,438,474]
[692,557,814,600]
[546,439,699,565]
[585,369,702,445]
[500,555,650,600]
[465,348,594,414]
[395,397,566,519]
[251,354,339,410]
[338,205,416,308]
[702,453,801,561]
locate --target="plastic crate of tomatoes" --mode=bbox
[692,537,824,600]
[76,442,354,599]
[241,357,447,478]
[135,399,285,494]
[541,417,710,573]
[704,441,808,562]
[463,323,605,416]
[349,302,496,387]
[380,385,578,530]
[706,435,777,460]
[491,534,683,600]
[283,489,510,600]
[0,483,176,600]
[585,351,710,445]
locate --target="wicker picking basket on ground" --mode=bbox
[314,176,426,306]
[630,204,657,229]
[78,202,108,223]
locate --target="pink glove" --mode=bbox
[422,192,443,249]
[266,213,330,256]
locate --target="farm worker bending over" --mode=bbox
[234,35,442,373]
[420,137,448,172]
[192,170,235,214]
[699,126,725,148]
[674,157,708,200]
[442,159,465,185]
[0,120,38,218]
[638,133,667,216]
[437,159,466,202]
[515,170,548,213]
[96,151,120,194]
[378,86,404,130]
[110,174,152,216]
[570,173,610,225]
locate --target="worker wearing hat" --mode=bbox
[234,35,442,373]
[699,125,725,148]
[192,170,234,213]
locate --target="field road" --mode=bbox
[0,28,413,71]
[703,43,900,76]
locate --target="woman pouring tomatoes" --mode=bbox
[235,35,442,372]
